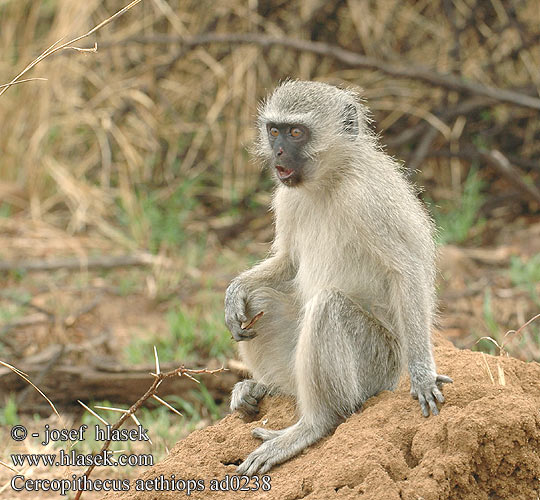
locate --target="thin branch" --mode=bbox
[0,459,19,474]
[478,150,540,206]
[428,149,540,206]
[504,313,540,342]
[0,78,47,89]
[16,345,65,408]
[386,96,491,148]
[108,33,540,111]
[0,0,143,96]
[77,400,109,426]
[0,361,59,416]
[73,364,226,500]
[0,290,55,319]
[152,394,183,416]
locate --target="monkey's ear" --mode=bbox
[343,103,359,138]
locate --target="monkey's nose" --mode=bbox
[277,147,283,156]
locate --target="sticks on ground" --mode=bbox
[73,358,227,500]
[0,353,227,500]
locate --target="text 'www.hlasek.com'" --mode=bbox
[8,424,271,496]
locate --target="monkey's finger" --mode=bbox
[432,387,445,404]
[426,396,439,416]
[238,329,258,341]
[258,459,275,475]
[225,314,244,334]
[252,427,283,442]
[417,393,429,417]
[249,454,274,477]
[231,327,258,342]
[235,311,248,324]
[436,374,453,386]
[236,397,258,411]
[238,395,259,414]
[243,395,258,406]
[238,403,259,415]
[237,453,263,477]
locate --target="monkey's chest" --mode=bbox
[291,227,376,302]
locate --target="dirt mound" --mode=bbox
[104,341,540,500]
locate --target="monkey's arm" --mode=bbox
[391,272,452,417]
[225,253,294,341]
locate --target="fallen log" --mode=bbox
[0,349,239,411]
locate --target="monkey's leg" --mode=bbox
[234,286,299,406]
[230,379,268,416]
[237,290,402,476]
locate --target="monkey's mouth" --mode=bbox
[275,165,295,181]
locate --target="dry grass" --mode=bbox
[1,0,538,366]
[0,0,538,247]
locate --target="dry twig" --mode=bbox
[0,0,143,96]
[475,313,540,357]
[429,149,540,205]
[241,311,264,330]
[478,150,540,206]
[115,33,540,111]
[0,360,59,416]
[74,361,227,500]
[503,313,540,345]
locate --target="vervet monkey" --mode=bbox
[225,80,452,476]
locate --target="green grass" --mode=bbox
[116,178,201,253]
[190,384,222,421]
[0,290,31,322]
[482,288,500,338]
[125,300,232,366]
[471,287,540,361]
[117,274,140,296]
[509,254,540,306]
[0,203,12,218]
[0,395,19,426]
[429,167,486,245]
[471,288,501,356]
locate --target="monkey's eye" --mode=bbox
[269,127,279,137]
[290,127,303,138]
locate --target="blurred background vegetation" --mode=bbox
[0,0,539,489]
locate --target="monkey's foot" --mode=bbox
[238,420,325,476]
[252,427,285,442]
[410,373,453,417]
[237,433,297,476]
[230,380,267,416]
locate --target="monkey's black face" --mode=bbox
[266,123,310,187]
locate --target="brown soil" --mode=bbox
[103,340,540,500]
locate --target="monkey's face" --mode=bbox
[266,123,310,187]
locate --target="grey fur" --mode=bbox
[225,80,452,476]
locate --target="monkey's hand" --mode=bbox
[410,373,453,417]
[230,380,268,415]
[225,279,257,341]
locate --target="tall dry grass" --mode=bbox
[0,0,538,247]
